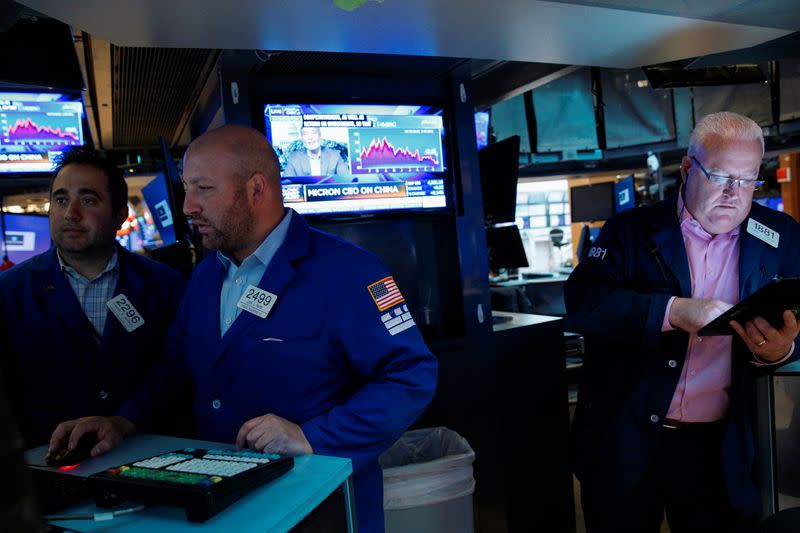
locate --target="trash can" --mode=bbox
[379,427,475,533]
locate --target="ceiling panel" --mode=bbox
[19,0,793,68]
[553,0,800,30]
[111,46,218,148]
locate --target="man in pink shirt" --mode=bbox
[566,112,800,533]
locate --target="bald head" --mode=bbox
[186,125,281,186]
[182,125,287,262]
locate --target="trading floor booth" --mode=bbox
[212,51,574,532]
[17,51,573,533]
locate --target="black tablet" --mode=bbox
[698,277,800,336]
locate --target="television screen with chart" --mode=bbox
[263,103,450,216]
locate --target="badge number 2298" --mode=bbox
[237,285,278,319]
[107,294,145,332]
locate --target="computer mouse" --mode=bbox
[45,433,96,467]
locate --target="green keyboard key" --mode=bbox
[120,467,209,485]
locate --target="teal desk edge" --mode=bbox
[33,435,353,532]
[775,359,800,375]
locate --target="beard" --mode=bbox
[195,188,255,254]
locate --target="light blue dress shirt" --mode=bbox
[58,247,120,340]
[217,209,293,337]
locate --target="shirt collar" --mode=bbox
[217,209,293,271]
[58,247,120,279]
[677,189,740,241]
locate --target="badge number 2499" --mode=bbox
[246,287,271,305]
[237,285,277,319]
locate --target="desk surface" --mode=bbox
[775,360,800,375]
[27,435,352,532]
[491,273,570,286]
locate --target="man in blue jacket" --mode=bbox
[566,112,800,532]
[54,126,437,532]
[0,148,185,451]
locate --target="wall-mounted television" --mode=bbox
[0,92,85,174]
[263,103,449,217]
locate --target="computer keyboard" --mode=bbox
[89,448,294,522]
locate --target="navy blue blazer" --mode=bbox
[0,247,185,447]
[565,196,800,520]
[120,211,437,533]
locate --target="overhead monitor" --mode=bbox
[0,92,85,174]
[263,103,450,217]
[0,18,84,91]
[0,213,50,265]
[478,135,521,224]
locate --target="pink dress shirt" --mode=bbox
[662,196,740,422]
[661,196,793,422]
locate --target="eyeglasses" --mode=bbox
[690,156,764,191]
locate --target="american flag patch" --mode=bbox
[367,276,405,312]
[381,304,416,336]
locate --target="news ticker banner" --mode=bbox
[283,182,409,203]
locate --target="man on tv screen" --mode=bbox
[282,126,349,178]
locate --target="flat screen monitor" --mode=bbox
[570,182,616,223]
[0,213,50,265]
[478,135,521,224]
[475,110,490,149]
[486,224,529,270]
[0,92,85,174]
[263,103,449,217]
[0,18,84,91]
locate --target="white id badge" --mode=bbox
[107,294,145,332]
[237,285,278,319]
[747,218,780,248]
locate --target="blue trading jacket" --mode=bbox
[0,246,185,447]
[120,211,437,533]
[565,195,800,520]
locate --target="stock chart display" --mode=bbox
[351,125,443,174]
[264,103,449,216]
[0,94,84,173]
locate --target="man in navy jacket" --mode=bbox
[0,149,185,450]
[566,112,800,532]
[55,126,437,532]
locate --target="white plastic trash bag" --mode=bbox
[380,427,476,510]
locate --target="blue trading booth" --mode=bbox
[213,51,574,532]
